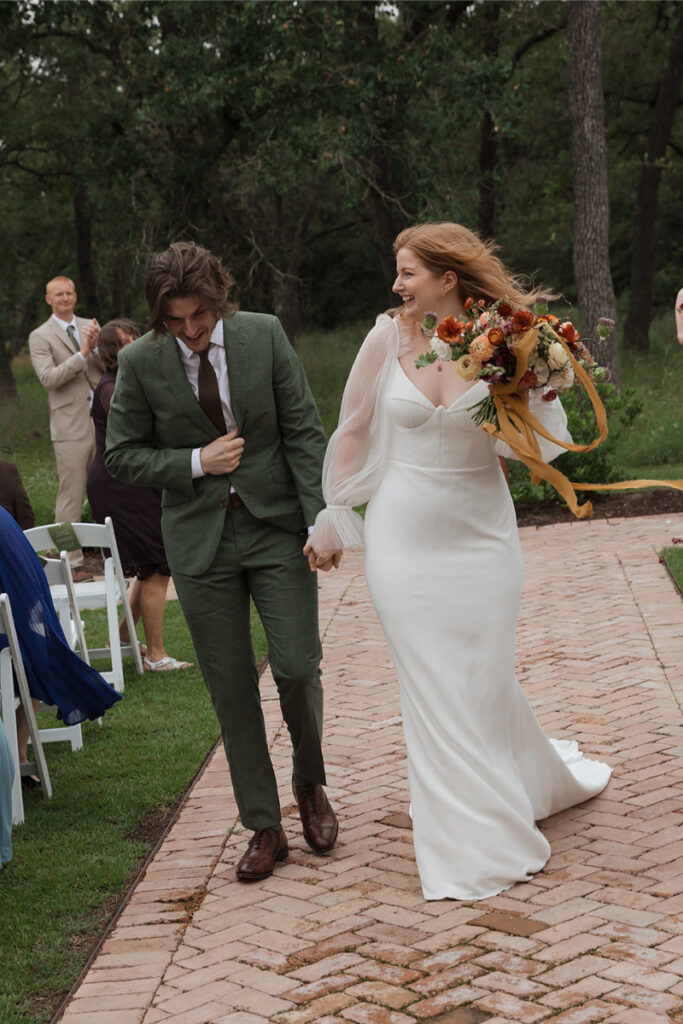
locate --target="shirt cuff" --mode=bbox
[78,352,87,363]
[191,448,205,478]
[307,525,315,536]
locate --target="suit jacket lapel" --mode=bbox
[46,318,78,355]
[158,334,220,438]
[223,316,249,432]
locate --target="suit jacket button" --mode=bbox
[218,498,227,508]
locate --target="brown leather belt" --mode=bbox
[227,492,244,510]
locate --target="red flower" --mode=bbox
[464,297,474,311]
[517,369,538,391]
[497,302,513,317]
[541,389,558,402]
[511,310,535,333]
[437,316,465,344]
[487,327,504,346]
[558,322,580,344]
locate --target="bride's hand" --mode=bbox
[303,539,342,573]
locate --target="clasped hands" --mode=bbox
[303,539,342,573]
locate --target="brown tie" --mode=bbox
[197,347,227,435]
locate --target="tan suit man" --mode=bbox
[28,277,102,576]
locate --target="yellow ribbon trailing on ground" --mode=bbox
[480,325,683,519]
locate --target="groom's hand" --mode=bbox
[303,539,342,573]
[200,429,245,475]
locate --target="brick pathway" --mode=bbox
[60,513,683,1024]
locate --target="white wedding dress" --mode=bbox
[312,316,611,901]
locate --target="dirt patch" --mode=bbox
[516,487,683,529]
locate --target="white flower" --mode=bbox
[547,340,569,371]
[530,356,550,386]
[431,336,450,361]
[549,364,575,391]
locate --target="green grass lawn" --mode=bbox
[661,546,683,597]
[0,600,266,1024]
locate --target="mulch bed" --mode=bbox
[516,487,682,529]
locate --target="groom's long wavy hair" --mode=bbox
[390,222,555,314]
[145,242,238,335]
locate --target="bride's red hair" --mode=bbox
[393,222,555,309]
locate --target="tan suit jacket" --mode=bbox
[28,315,103,442]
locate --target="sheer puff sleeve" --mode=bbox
[310,314,401,550]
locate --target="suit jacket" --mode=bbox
[28,315,103,442]
[0,461,35,530]
[104,312,327,576]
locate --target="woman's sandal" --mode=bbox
[143,655,193,672]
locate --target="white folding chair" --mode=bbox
[23,518,144,692]
[0,593,52,825]
[31,549,91,752]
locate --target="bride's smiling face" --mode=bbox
[393,247,453,322]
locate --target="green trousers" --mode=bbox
[172,505,325,830]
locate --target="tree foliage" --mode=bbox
[0,0,680,396]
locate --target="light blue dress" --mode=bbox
[0,718,14,868]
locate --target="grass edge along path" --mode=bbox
[0,600,267,1024]
[661,545,683,597]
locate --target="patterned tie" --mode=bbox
[66,324,79,350]
[197,347,227,435]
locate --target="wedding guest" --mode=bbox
[0,505,121,788]
[87,319,191,672]
[0,460,35,530]
[307,221,611,901]
[28,276,102,581]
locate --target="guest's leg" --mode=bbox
[16,698,40,763]
[138,574,170,662]
[53,435,95,567]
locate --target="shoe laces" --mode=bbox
[250,828,273,849]
[300,784,319,817]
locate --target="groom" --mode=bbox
[105,242,340,879]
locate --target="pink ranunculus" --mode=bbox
[478,311,490,327]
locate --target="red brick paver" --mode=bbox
[59,513,683,1023]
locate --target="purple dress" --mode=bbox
[87,372,170,580]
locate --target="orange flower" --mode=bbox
[511,310,535,333]
[464,297,474,311]
[545,313,560,325]
[558,321,580,344]
[469,334,495,362]
[437,316,465,344]
[487,327,504,346]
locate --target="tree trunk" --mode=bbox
[567,0,619,386]
[478,3,500,241]
[623,8,683,351]
[0,347,16,399]
[73,187,101,320]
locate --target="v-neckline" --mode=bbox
[396,358,482,412]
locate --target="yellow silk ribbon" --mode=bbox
[480,324,683,519]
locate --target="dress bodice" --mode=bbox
[386,360,498,470]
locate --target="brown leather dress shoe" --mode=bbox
[292,777,339,853]
[236,826,288,881]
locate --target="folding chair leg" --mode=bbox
[105,560,124,693]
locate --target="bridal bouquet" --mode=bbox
[416,297,614,428]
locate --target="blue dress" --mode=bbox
[0,506,122,725]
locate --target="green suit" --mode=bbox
[105,312,328,829]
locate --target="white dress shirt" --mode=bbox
[52,313,85,359]
[175,319,237,479]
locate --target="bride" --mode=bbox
[306,222,611,901]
